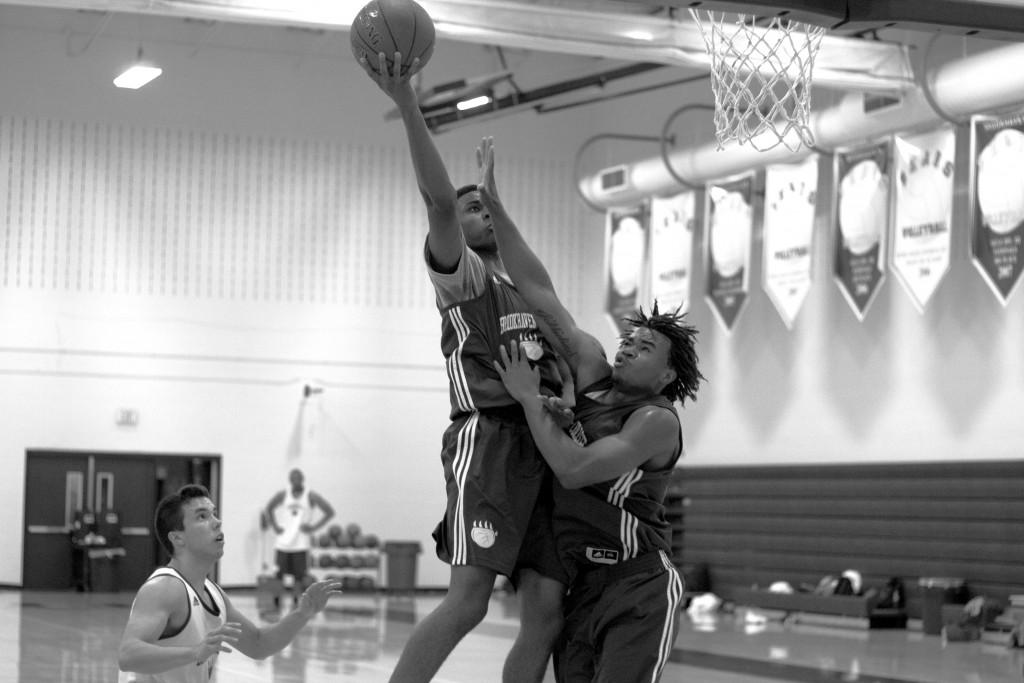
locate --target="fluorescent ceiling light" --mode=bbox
[114,64,162,89]
[456,95,491,111]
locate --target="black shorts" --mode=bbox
[432,410,548,577]
[512,472,570,588]
[275,550,309,581]
[554,550,684,683]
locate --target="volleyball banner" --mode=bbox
[970,113,1024,305]
[704,173,754,333]
[604,204,649,334]
[649,192,696,314]
[763,157,818,329]
[833,141,891,321]
[892,127,955,313]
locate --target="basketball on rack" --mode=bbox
[351,0,435,77]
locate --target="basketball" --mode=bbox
[350,0,435,77]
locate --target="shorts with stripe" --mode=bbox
[431,410,547,577]
[553,550,684,683]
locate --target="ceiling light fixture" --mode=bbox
[456,94,492,111]
[114,47,162,89]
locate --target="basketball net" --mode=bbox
[690,10,826,152]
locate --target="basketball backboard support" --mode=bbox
[622,0,1024,41]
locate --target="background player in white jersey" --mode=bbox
[264,468,336,605]
[480,136,704,682]
[118,484,342,682]
[359,52,570,683]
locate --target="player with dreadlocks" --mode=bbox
[477,134,703,682]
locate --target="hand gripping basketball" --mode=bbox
[351,0,435,78]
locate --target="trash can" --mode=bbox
[383,541,422,592]
[918,577,966,635]
[87,547,125,592]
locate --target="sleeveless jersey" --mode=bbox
[274,488,312,552]
[555,376,682,575]
[433,250,561,417]
[119,566,228,683]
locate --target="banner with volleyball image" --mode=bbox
[892,127,956,313]
[763,156,818,329]
[704,173,754,333]
[604,204,650,334]
[833,141,892,321]
[970,113,1024,305]
[648,192,696,314]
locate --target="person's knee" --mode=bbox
[444,567,496,626]
[517,571,565,639]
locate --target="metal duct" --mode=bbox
[579,40,1024,209]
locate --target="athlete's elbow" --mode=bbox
[553,468,588,490]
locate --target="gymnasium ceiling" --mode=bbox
[3,0,1024,129]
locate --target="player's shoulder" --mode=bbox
[134,572,189,608]
[627,402,679,430]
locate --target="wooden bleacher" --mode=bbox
[667,460,1024,620]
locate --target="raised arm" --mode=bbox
[476,137,607,382]
[360,52,463,271]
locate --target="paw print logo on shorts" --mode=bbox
[470,520,497,548]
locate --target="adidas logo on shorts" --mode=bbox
[470,520,497,548]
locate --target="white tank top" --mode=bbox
[275,488,312,552]
[119,566,228,683]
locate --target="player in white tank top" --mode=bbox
[118,485,342,682]
[119,566,228,683]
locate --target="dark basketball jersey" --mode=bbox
[555,376,682,576]
[437,263,561,417]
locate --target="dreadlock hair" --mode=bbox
[621,301,705,405]
[153,484,212,559]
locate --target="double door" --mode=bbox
[23,450,220,591]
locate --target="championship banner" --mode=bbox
[970,113,1024,305]
[763,156,818,329]
[892,127,956,313]
[833,141,891,321]
[649,192,696,314]
[704,173,754,333]
[605,204,649,334]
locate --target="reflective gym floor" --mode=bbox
[11,589,1024,682]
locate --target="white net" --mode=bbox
[690,10,826,152]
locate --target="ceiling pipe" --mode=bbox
[579,40,1024,209]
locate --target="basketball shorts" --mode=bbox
[432,409,548,577]
[512,471,570,588]
[275,550,309,582]
[553,550,684,683]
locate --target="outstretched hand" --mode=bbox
[494,340,541,405]
[476,136,500,205]
[296,578,345,618]
[194,622,242,663]
[357,51,420,110]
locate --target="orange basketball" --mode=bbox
[351,0,435,77]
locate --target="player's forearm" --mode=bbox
[398,104,456,210]
[487,198,556,294]
[246,608,315,658]
[118,641,204,674]
[519,397,590,489]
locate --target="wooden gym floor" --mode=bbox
[11,588,1023,682]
